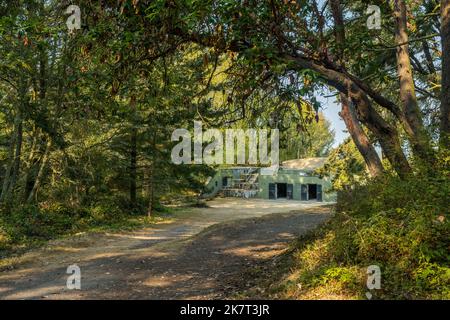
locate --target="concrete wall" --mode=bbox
[257,169,336,202]
[204,167,337,202]
[202,169,238,198]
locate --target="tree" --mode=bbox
[280,112,335,161]
[441,0,450,148]
[330,0,384,177]
[110,0,444,177]
[316,137,367,191]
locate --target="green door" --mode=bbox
[269,183,276,199]
[300,184,308,201]
[317,184,323,202]
[287,184,293,200]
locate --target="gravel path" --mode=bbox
[0,198,331,300]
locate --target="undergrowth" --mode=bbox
[261,167,449,299]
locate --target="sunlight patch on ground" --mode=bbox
[143,274,193,288]
[223,243,287,259]
[3,285,63,300]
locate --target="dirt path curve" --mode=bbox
[0,198,331,300]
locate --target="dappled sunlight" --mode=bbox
[0,287,10,294]
[80,252,123,262]
[46,246,84,253]
[222,243,288,259]
[2,285,63,300]
[143,274,193,288]
[104,232,177,241]
[0,199,330,299]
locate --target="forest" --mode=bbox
[0,0,449,300]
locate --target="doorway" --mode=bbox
[268,183,293,200]
[308,184,317,200]
[300,184,323,202]
[276,183,287,198]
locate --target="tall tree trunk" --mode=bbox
[147,131,157,218]
[27,139,51,203]
[7,119,23,199]
[330,0,384,177]
[340,95,384,177]
[0,127,17,203]
[393,0,435,161]
[0,113,23,202]
[347,83,412,178]
[129,95,138,207]
[146,162,154,218]
[130,127,137,206]
[23,129,39,201]
[441,0,450,149]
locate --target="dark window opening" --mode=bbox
[308,184,317,200]
[276,183,287,198]
[222,177,229,187]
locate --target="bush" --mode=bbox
[271,170,449,299]
[0,199,164,257]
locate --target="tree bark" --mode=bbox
[0,113,23,202]
[0,127,17,203]
[129,95,138,206]
[330,0,384,177]
[347,83,412,178]
[440,0,450,148]
[27,139,51,203]
[130,127,137,206]
[23,129,39,201]
[339,95,384,177]
[7,119,23,199]
[393,0,435,161]
[146,163,154,218]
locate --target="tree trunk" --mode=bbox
[7,119,23,199]
[147,131,157,218]
[129,95,138,206]
[330,0,384,177]
[146,163,154,218]
[23,129,39,201]
[130,127,137,206]
[0,127,17,203]
[441,0,450,149]
[393,0,435,161]
[27,139,51,203]
[340,95,384,177]
[347,83,412,178]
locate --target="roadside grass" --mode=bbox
[0,201,191,265]
[238,172,450,300]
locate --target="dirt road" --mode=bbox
[0,198,331,299]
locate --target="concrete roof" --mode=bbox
[281,157,327,171]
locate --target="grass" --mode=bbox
[237,171,450,300]
[0,201,186,263]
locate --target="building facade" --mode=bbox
[203,157,336,202]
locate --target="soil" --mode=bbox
[0,198,331,300]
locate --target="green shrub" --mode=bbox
[0,199,165,257]
[272,166,449,299]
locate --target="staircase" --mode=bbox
[221,168,260,198]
